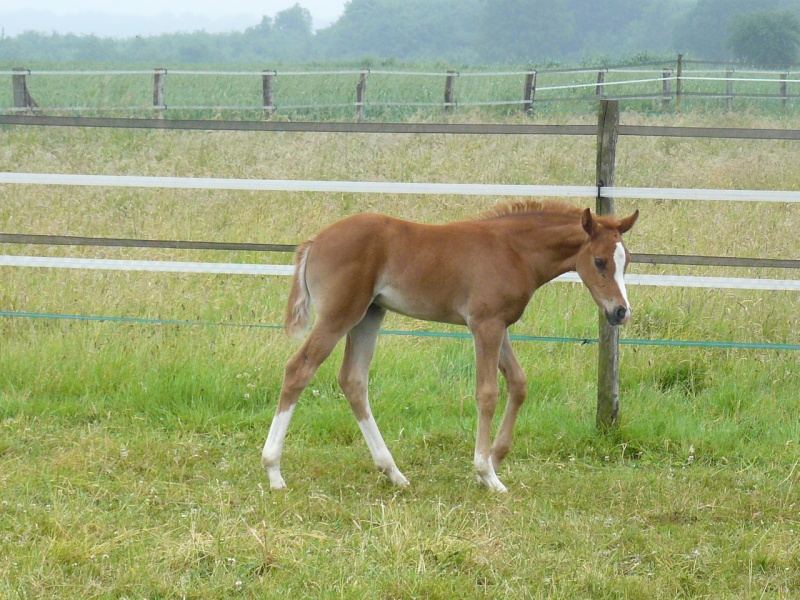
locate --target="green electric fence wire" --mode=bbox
[1,310,798,351]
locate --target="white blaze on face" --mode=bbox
[613,241,630,309]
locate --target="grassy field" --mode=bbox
[1,107,799,598]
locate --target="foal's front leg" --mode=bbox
[470,320,508,493]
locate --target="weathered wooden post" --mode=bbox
[726,69,734,112]
[153,68,166,119]
[262,70,275,119]
[781,73,788,112]
[675,54,683,112]
[661,68,672,112]
[356,70,367,122]
[444,71,457,113]
[595,99,621,430]
[596,70,606,98]
[12,67,37,111]
[523,70,537,114]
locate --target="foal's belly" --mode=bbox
[373,284,467,326]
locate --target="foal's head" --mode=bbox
[575,208,640,326]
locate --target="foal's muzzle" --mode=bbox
[605,305,630,326]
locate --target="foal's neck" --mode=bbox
[501,214,587,284]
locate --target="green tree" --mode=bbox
[274,4,313,36]
[246,16,273,37]
[314,0,481,61]
[269,4,314,60]
[728,10,800,66]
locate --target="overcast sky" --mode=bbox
[0,1,348,37]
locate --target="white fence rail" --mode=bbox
[3,172,800,203]
[1,256,797,292]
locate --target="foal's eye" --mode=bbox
[594,258,607,270]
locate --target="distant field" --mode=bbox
[0,108,799,598]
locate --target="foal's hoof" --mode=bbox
[391,474,410,488]
[476,474,509,494]
[385,469,410,488]
[264,466,287,491]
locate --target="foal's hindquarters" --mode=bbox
[261,224,413,491]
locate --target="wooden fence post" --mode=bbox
[726,69,734,113]
[356,70,367,122]
[12,67,37,111]
[153,68,166,119]
[675,54,683,111]
[661,68,672,112]
[262,70,275,119]
[595,99,621,431]
[596,70,606,98]
[781,73,788,112]
[444,71,457,113]
[523,70,536,114]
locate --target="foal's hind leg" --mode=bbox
[491,330,528,470]
[262,324,343,490]
[338,304,409,487]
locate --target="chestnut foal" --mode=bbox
[262,200,639,492]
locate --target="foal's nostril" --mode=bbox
[615,306,628,322]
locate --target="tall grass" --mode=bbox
[0,107,799,597]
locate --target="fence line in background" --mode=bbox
[6,56,800,118]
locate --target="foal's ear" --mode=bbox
[581,208,596,236]
[617,209,640,234]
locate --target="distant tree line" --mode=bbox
[2,0,800,67]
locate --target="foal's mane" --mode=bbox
[471,198,584,222]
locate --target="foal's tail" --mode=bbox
[284,239,314,341]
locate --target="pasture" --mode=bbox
[1,110,799,598]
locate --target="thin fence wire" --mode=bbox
[2,310,798,351]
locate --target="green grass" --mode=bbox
[1,107,799,597]
[2,325,799,598]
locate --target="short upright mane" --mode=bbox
[472,199,583,221]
